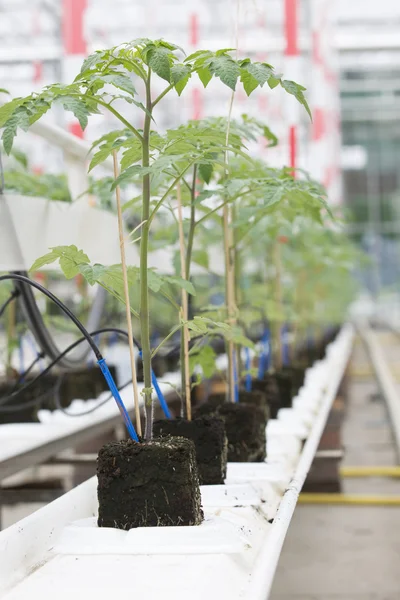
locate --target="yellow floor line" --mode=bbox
[299,494,400,506]
[340,466,400,478]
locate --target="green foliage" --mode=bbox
[0,39,311,157]
[4,170,71,202]
[189,345,217,378]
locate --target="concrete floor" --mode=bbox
[271,336,400,600]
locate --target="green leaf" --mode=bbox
[197,67,212,88]
[120,142,143,170]
[198,162,213,184]
[58,96,90,130]
[189,345,217,378]
[88,147,112,172]
[171,64,191,91]
[30,250,60,272]
[30,245,89,278]
[164,275,196,296]
[102,73,137,96]
[0,88,9,95]
[281,79,312,120]
[2,109,30,154]
[110,165,147,190]
[205,55,240,91]
[0,99,23,128]
[240,70,259,96]
[147,47,171,82]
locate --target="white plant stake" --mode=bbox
[112,150,142,437]
[176,181,192,421]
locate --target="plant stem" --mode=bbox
[176,182,192,420]
[112,150,142,438]
[222,91,237,403]
[273,241,283,371]
[140,71,153,441]
[185,165,197,280]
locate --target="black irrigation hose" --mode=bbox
[0,327,139,409]
[11,351,46,390]
[0,274,102,360]
[0,289,20,318]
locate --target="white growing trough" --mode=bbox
[0,325,354,600]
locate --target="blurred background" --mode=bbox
[0,0,399,296]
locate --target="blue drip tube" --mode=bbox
[257,328,270,380]
[282,324,290,367]
[233,350,239,403]
[139,351,171,419]
[97,358,139,441]
[244,347,252,392]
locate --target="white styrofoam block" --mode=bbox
[55,514,250,555]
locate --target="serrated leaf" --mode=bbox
[0,99,23,128]
[185,50,212,62]
[110,165,147,190]
[2,109,30,154]
[206,55,240,91]
[281,79,312,120]
[30,250,60,272]
[171,64,191,85]
[30,245,89,278]
[120,143,143,170]
[58,96,90,130]
[102,73,137,96]
[147,47,171,82]
[89,147,112,172]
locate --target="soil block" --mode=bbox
[274,370,294,409]
[194,398,267,462]
[153,416,228,485]
[97,436,204,529]
[251,376,281,419]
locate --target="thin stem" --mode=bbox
[112,150,142,438]
[177,182,192,420]
[152,84,174,109]
[185,165,197,280]
[147,157,201,227]
[140,70,153,441]
[151,323,181,358]
[223,89,237,403]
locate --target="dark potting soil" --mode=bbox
[274,370,294,409]
[194,398,267,462]
[218,403,266,462]
[97,436,204,529]
[152,416,228,485]
[249,377,281,418]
